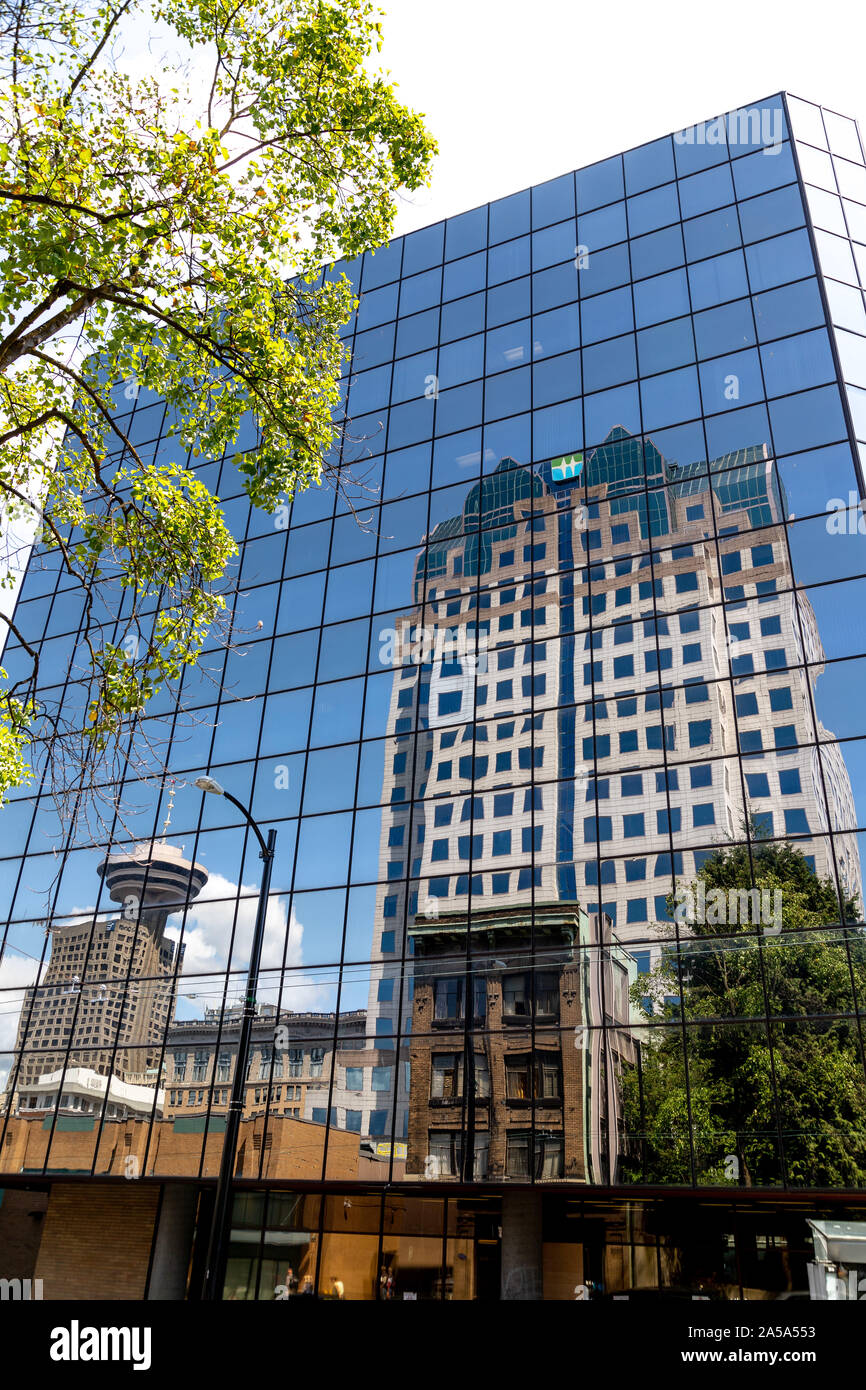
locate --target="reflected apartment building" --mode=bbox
[4,92,866,1299]
[406,904,637,1187]
[163,1002,366,1126]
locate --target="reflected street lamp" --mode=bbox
[194,775,277,1301]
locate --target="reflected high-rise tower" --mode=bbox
[570,428,861,949]
[365,432,862,1148]
[7,839,206,1107]
[364,460,574,1142]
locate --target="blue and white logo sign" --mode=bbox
[551,452,584,484]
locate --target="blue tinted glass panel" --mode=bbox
[575,155,624,211]
[624,136,675,194]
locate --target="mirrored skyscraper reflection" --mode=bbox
[363,430,862,1185]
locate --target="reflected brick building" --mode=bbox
[407,904,636,1185]
[163,1002,366,1121]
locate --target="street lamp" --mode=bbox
[194,775,277,1301]
[194,775,225,797]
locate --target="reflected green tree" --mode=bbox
[621,838,866,1188]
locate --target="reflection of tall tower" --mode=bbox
[365,457,575,1140]
[9,840,207,1098]
[366,431,863,1139]
[569,428,862,950]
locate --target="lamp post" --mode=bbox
[194,776,277,1302]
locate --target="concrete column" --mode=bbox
[146,1184,198,1300]
[500,1192,543,1301]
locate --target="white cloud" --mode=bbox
[165,871,333,1015]
[0,952,40,1086]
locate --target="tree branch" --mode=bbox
[0,278,74,360]
[64,0,136,107]
[0,286,105,370]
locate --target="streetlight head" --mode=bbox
[195,776,224,797]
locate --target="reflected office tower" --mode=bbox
[366,459,573,1140]
[569,427,861,948]
[366,433,862,1138]
[6,840,205,1110]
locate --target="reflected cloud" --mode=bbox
[166,872,331,1014]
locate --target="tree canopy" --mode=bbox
[0,0,435,833]
[622,838,866,1189]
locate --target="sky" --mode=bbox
[376,0,866,239]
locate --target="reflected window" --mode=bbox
[427,1130,488,1179]
[505,1131,564,1179]
[433,976,486,1023]
[502,970,559,1022]
[504,1052,562,1102]
[430,1051,490,1101]
[431,1053,459,1100]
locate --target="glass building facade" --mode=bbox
[4,91,866,1300]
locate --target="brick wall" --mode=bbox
[34,1183,160,1300]
[3,1111,363,1181]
